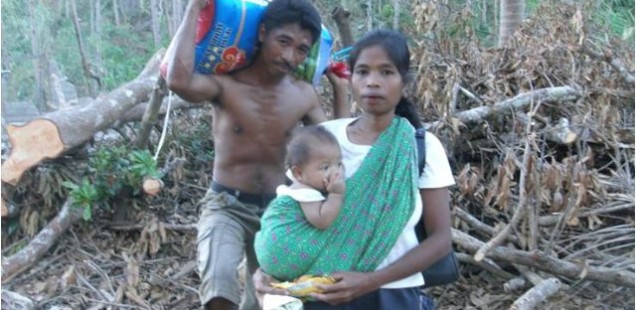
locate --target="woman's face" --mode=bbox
[351,45,404,115]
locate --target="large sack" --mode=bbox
[162,0,333,86]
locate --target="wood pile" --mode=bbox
[1,2,633,309]
[410,3,634,308]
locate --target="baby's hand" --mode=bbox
[324,169,345,195]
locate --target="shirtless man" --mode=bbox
[165,0,348,309]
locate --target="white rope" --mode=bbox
[154,91,173,161]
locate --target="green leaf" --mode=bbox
[62,181,79,191]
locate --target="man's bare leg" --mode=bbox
[205,297,238,310]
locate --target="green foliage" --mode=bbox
[62,178,98,220]
[63,147,161,220]
[2,0,171,102]
[589,0,635,44]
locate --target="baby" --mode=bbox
[280,125,345,229]
[255,125,345,281]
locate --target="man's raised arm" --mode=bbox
[165,0,221,103]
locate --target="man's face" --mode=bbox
[258,23,313,77]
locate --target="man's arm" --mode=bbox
[165,0,221,103]
[303,88,328,125]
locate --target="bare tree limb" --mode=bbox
[426,86,581,129]
[456,252,516,280]
[1,200,83,283]
[453,229,635,287]
[331,6,354,47]
[475,113,537,262]
[1,289,34,310]
[70,0,100,94]
[509,277,562,310]
[580,44,635,85]
[134,76,167,149]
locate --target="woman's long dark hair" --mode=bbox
[348,29,422,129]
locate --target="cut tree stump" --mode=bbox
[1,49,166,186]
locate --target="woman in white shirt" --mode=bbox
[255,29,455,310]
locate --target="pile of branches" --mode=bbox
[1,1,633,309]
[410,2,634,308]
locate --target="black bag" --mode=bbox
[414,128,460,288]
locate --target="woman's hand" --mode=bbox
[326,62,351,119]
[326,62,350,90]
[310,271,379,305]
[253,268,288,307]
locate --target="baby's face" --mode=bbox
[298,143,343,191]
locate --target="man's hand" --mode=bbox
[253,268,288,307]
[310,271,379,305]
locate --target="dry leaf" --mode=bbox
[60,265,76,289]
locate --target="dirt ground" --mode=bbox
[2,195,633,310]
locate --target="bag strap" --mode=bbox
[415,127,427,242]
[416,127,426,174]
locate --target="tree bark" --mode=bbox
[120,96,199,123]
[453,229,635,288]
[366,0,373,31]
[1,290,35,310]
[509,278,562,310]
[427,86,581,129]
[392,0,400,30]
[28,0,47,112]
[331,6,354,47]
[580,44,635,85]
[474,119,535,262]
[1,200,83,283]
[70,0,100,95]
[150,0,161,49]
[498,0,525,47]
[113,0,121,26]
[134,75,168,149]
[1,49,165,186]
[169,0,184,38]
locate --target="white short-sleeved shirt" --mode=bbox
[321,118,455,288]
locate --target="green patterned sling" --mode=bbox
[255,117,418,280]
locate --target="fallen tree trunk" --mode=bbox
[1,200,82,283]
[453,229,635,288]
[1,49,165,186]
[426,86,581,129]
[120,95,199,123]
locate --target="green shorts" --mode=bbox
[196,188,270,309]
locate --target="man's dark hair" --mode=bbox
[261,0,322,44]
[286,125,339,168]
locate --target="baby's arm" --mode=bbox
[300,170,345,230]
